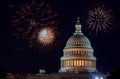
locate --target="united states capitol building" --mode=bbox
[6,17,107,79]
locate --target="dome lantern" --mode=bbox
[74,17,83,35]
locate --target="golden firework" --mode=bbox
[85,3,114,36]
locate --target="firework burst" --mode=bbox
[84,3,114,36]
[10,0,59,48]
[38,27,55,46]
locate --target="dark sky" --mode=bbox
[0,0,120,74]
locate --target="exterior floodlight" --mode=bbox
[100,77,103,79]
[95,77,99,79]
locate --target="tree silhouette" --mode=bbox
[0,66,6,79]
[107,68,120,79]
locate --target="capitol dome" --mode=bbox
[59,17,97,73]
[65,34,92,49]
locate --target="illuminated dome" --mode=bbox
[65,34,91,49]
[59,17,97,73]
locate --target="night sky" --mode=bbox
[1,0,120,74]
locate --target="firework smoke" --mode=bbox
[10,0,59,48]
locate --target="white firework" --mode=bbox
[38,27,55,46]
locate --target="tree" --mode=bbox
[107,68,120,79]
[0,66,6,79]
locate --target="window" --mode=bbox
[74,60,77,66]
[81,60,84,66]
[79,60,81,66]
[77,60,79,66]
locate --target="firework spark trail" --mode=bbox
[10,0,59,48]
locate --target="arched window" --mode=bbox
[70,60,73,67]
[81,60,84,66]
[73,60,77,66]
[77,60,79,66]
[79,60,81,66]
